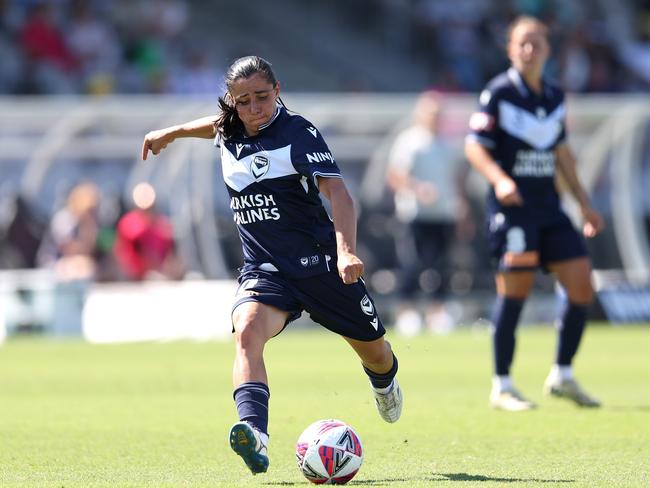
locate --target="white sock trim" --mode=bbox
[492,375,512,392]
[551,364,573,381]
[371,379,394,394]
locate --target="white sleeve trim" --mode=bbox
[465,134,495,149]
[312,171,343,187]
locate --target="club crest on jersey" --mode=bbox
[251,155,270,179]
[300,257,309,267]
[360,295,374,316]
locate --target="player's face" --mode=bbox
[508,22,549,77]
[230,72,280,136]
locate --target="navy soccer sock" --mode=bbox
[364,354,398,389]
[492,297,525,376]
[233,381,270,435]
[555,302,588,366]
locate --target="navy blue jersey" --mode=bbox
[467,68,567,218]
[216,106,342,278]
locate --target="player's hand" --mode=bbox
[581,205,604,238]
[494,177,523,206]
[142,129,175,160]
[337,251,364,284]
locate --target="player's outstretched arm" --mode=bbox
[317,176,364,284]
[142,116,218,160]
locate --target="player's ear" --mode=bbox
[274,82,281,99]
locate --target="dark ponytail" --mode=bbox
[214,93,243,140]
[214,55,285,140]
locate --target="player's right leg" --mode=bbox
[489,271,536,411]
[230,300,289,474]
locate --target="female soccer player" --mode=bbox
[142,56,402,473]
[465,17,604,411]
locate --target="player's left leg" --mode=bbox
[345,337,403,423]
[545,256,600,407]
[291,269,402,422]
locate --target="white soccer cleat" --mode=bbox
[544,376,601,408]
[229,421,269,474]
[489,387,537,411]
[372,378,403,423]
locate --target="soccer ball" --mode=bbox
[295,419,363,485]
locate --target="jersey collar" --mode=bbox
[257,105,282,131]
[508,67,552,99]
[507,67,530,97]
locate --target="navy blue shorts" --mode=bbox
[488,210,588,272]
[231,267,385,342]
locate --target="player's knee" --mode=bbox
[565,273,595,303]
[233,321,265,354]
[568,283,594,304]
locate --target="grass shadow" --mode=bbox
[264,479,410,486]
[607,405,650,412]
[265,474,575,486]
[429,472,574,483]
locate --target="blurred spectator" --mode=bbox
[0,0,648,94]
[0,190,46,269]
[18,2,78,93]
[414,0,490,91]
[65,0,121,94]
[37,181,101,281]
[385,91,470,331]
[559,27,592,92]
[114,182,184,281]
[148,0,189,40]
[168,47,224,95]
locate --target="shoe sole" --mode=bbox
[229,423,269,474]
[489,401,536,411]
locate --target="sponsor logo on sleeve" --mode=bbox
[469,112,495,132]
[307,126,318,138]
[306,152,334,164]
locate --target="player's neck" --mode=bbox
[521,70,543,94]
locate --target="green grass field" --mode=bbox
[1,324,649,487]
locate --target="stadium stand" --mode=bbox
[0,0,649,95]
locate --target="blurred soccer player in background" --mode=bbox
[465,16,604,411]
[141,56,402,474]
